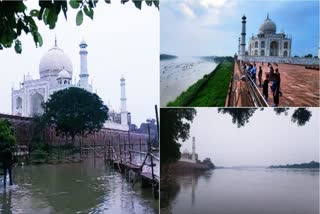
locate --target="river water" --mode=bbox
[160,57,217,106]
[0,159,158,214]
[162,168,319,214]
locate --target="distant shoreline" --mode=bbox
[160,54,178,60]
[269,161,319,169]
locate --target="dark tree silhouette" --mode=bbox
[291,108,312,126]
[273,108,290,116]
[160,108,197,164]
[218,108,313,127]
[202,158,215,169]
[217,108,258,128]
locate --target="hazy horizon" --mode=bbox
[179,108,319,167]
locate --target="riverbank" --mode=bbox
[167,59,233,106]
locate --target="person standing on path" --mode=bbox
[271,73,280,107]
[1,149,13,187]
[258,66,263,87]
[263,73,269,102]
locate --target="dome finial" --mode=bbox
[267,13,269,20]
[54,34,57,46]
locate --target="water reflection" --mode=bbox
[0,159,158,214]
[160,172,211,214]
[1,189,12,214]
[162,169,319,214]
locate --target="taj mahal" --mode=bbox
[237,14,319,65]
[11,37,130,131]
[179,137,198,164]
[247,14,291,57]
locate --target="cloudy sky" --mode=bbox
[0,1,159,125]
[180,108,319,167]
[161,0,319,56]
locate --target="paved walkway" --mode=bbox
[228,61,254,107]
[254,63,319,107]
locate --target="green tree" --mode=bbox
[202,157,215,169]
[0,119,16,153]
[160,108,197,164]
[0,0,159,53]
[291,108,312,126]
[217,108,258,128]
[42,87,108,143]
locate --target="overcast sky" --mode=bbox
[0,1,159,126]
[180,108,319,167]
[161,0,319,56]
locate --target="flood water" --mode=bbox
[0,159,158,214]
[160,57,217,106]
[162,168,319,214]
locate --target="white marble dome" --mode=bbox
[182,148,189,154]
[259,15,276,34]
[58,69,71,79]
[39,45,73,79]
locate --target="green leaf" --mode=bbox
[153,0,159,9]
[22,24,29,34]
[31,31,39,47]
[39,1,53,9]
[146,0,152,6]
[30,9,40,17]
[17,19,23,36]
[38,7,45,20]
[43,8,50,25]
[47,8,58,29]
[133,0,142,9]
[14,39,22,54]
[69,0,80,9]
[15,1,27,12]
[83,6,94,20]
[61,0,68,19]
[76,10,83,26]
[25,16,37,31]
[37,33,43,47]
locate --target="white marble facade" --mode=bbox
[179,137,198,163]
[11,38,129,131]
[239,14,292,59]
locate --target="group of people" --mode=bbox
[242,61,282,107]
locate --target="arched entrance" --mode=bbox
[16,97,22,109]
[31,93,44,115]
[283,51,288,57]
[270,41,279,56]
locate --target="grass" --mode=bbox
[167,59,233,107]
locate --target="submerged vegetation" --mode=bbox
[167,57,233,107]
[160,54,178,60]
